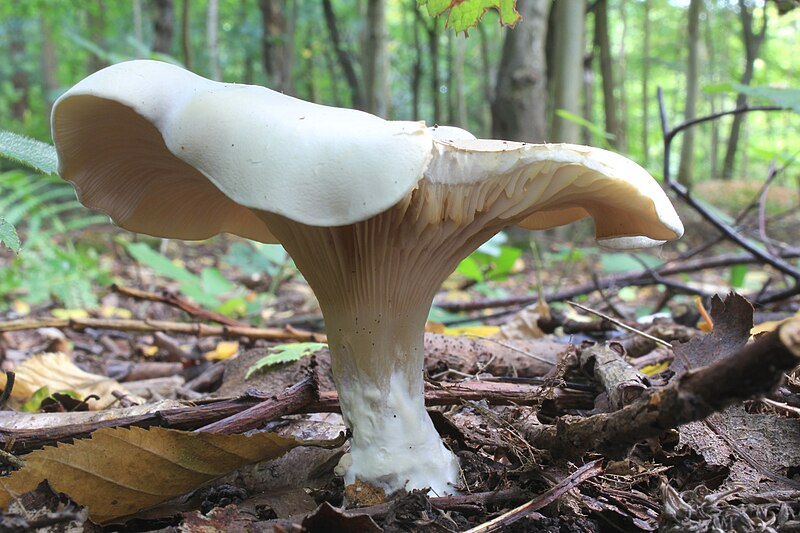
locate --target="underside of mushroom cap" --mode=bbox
[52,60,433,240]
[424,139,684,248]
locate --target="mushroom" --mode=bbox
[52,60,683,497]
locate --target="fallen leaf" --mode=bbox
[51,308,90,320]
[442,325,501,337]
[671,293,753,377]
[302,502,381,533]
[0,353,141,410]
[0,426,343,523]
[679,405,800,491]
[245,342,327,379]
[204,341,241,361]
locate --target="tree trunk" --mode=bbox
[86,0,108,73]
[362,0,389,117]
[133,0,144,45]
[476,21,494,135]
[151,0,175,55]
[721,0,768,179]
[414,10,443,125]
[551,0,586,143]
[491,0,551,142]
[677,0,703,184]
[641,0,651,165]
[449,33,467,127]
[8,18,28,121]
[594,0,620,148]
[181,0,192,69]
[321,0,363,109]
[40,16,58,116]
[259,0,296,94]
[207,0,221,80]
[410,3,423,120]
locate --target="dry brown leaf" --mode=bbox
[0,352,142,410]
[0,426,342,524]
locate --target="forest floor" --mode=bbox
[1,211,800,532]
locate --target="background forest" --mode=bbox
[1,2,800,530]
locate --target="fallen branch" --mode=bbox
[0,380,591,453]
[0,317,327,343]
[526,318,800,460]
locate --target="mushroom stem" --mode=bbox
[257,206,488,495]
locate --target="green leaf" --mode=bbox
[554,110,615,147]
[21,386,51,412]
[124,242,200,285]
[456,256,484,282]
[487,246,522,280]
[601,253,663,273]
[0,218,20,254]
[731,83,800,113]
[418,0,520,33]
[0,131,59,175]
[201,267,235,296]
[729,264,748,289]
[245,342,327,379]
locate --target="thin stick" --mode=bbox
[567,301,672,349]
[463,459,604,533]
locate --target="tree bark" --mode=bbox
[641,0,651,165]
[321,0,363,108]
[594,0,620,148]
[362,0,389,117]
[449,32,467,127]
[39,16,58,116]
[721,0,768,179]
[181,0,192,69]
[207,0,221,80]
[86,0,108,73]
[259,0,296,94]
[677,0,703,184]
[551,0,586,143]
[415,9,443,124]
[151,0,175,55]
[491,0,551,142]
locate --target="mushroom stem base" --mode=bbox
[335,370,461,496]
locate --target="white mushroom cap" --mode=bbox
[52,60,432,241]
[425,139,684,248]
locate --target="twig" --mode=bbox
[525,317,800,460]
[0,371,15,407]
[567,301,672,348]
[347,489,531,519]
[0,317,327,343]
[463,459,604,533]
[112,284,249,327]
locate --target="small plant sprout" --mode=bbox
[52,61,683,497]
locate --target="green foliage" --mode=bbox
[124,241,282,319]
[554,110,614,149]
[0,169,111,308]
[728,264,748,289]
[0,218,20,253]
[245,342,328,379]
[456,232,521,283]
[223,242,289,278]
[705,83,800,113]
[419,0,520,32]
[600,253,663,274]
[0,130,59,175]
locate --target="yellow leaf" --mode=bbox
[640,361,671,376]
[51,308,90,320]
[442,325,501,337]
[0,426,342,523]
[12,300,30,316]
[425,321,445,334]
[99,306,133,319]
[204,341,240,361]
[140,345,159,358]
[0,353,140,410]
